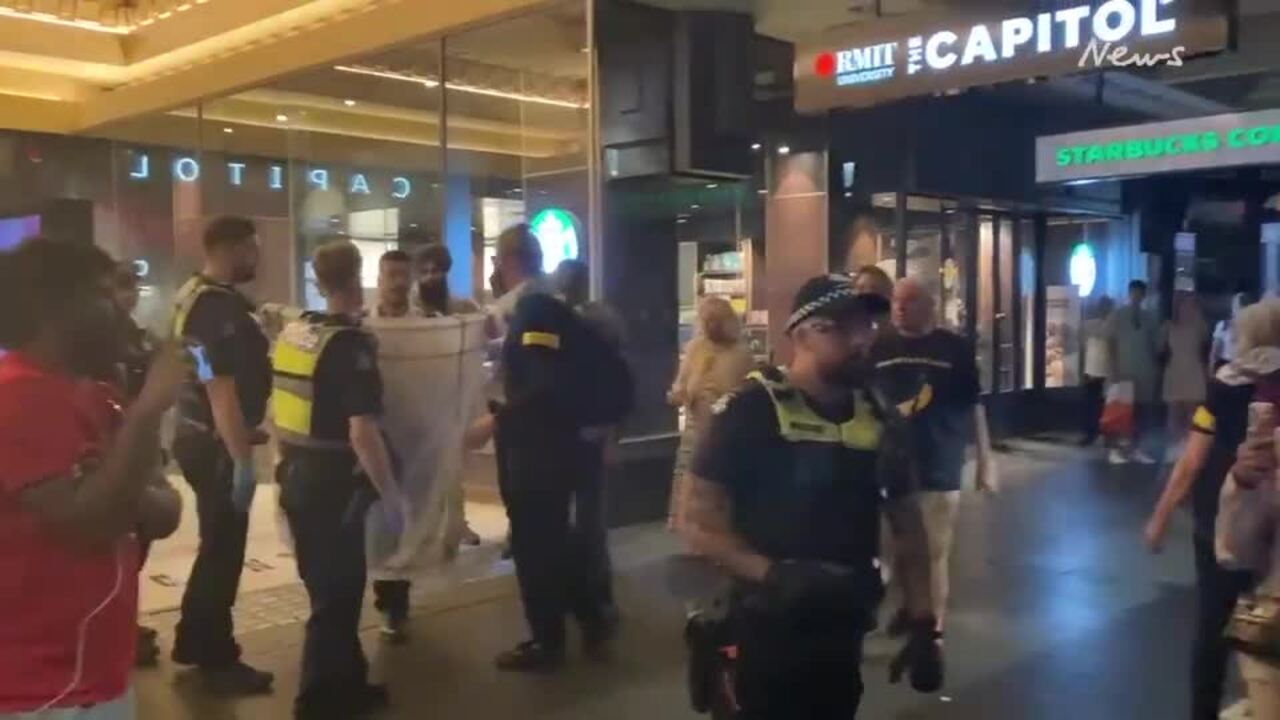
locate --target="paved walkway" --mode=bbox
[134,441,1228,719]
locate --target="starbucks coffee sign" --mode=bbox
[1036,109,1280,183]
[795,0,1230,113]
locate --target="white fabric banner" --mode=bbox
[364,313,489,581]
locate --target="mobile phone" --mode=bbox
[187,344,214,383]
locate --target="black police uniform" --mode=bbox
[497,290,611,659]
[170,274,271,667]
[272,313,385,715]
[690,367,894,719]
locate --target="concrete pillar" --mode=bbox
[766,149,829,363]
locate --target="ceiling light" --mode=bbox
[677,218,688,224]
[691,204,701,210]
[751,143,762,151]
[157,11,172,18]
[757,189,768,195]
[705,183,718,189]
[777,145,791,155]
[334,65,440,88]
[275,114,289,123]
[334,64,587,109]
[176,3,192,11]
[343,99,356,107]
[580,47,590,54]
[222,127,234,134]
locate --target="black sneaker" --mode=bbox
[494,641,565,673]
[200,661,274,696]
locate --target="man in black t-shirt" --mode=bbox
[1146,357,1268,720]
[684,275,941,719]
[871,276,994,632]
[169,216,274,694]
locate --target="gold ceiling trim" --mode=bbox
[0,0,214,33]
[334,64,588,109]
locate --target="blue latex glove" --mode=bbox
[231,460,256,514]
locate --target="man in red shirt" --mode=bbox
[0,237,184,718]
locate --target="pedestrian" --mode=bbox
[0,237,184,720]
[1163,291,1209,461]
[554,257,627,632]
[371,243,483,643]
[1104,280,1161,465]
[681,274,942,718]
[373,250,418,319]
[667,296,753,530]
[414,243,481,317]
[169,216,275,694]
[490,224,621,671]
[852,264,894,314]
[1145,298,1280,720]
[1220,377,1280,720]
[1080,296,1115,446]
[1209,292,1256,373]
[872,276,995,634]
[272,240,409,719]
[110,262,165,669]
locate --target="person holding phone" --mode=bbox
[0,237,184,719]
[272,240,407,719]
[169,216,274,694]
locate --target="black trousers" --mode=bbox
[573,437,614,611]
[1082,375,1106,442]
[172,433,246,667]
[733,609,866,720]
[278,452,372,706]
[1192,535,1254,720]
[497,425,609,650]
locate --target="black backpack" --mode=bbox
[570,305,635,427]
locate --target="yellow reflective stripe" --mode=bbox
[273,341,321,377]
[1192,405,1216,434]
[842,400,882,450]
[272,388,313,437]
[522,331,561,350]
[753,371,881,450]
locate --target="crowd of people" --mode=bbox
[4,213,1280,720]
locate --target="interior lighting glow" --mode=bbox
[1069,242,1097,298]
[333,65,588,109]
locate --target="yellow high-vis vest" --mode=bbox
[171,275,233,340]
[748,369,882,451]
[271,319,363,451]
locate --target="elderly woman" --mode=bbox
[667,296,754,530]
[1147,298,1280,720]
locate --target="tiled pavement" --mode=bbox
[134,440,1244,719]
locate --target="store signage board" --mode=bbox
[1036,108,1280,183]
[126,152,414,200]
[794,0,1230,114]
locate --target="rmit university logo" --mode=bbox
[815,42,899,87]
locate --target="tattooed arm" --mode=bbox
[680,473,770,582]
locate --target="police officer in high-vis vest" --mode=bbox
[169,216,275,694]
[681,275,943,719]
[273,240,406,720]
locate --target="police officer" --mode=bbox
[681,275,943,719]
[170,216,274,693]
[272,240,407,719]
[490,225,615,671]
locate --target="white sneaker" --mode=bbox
[1132,450,1157,465]
[1109,449,1129,465]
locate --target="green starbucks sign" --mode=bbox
[1037,109,1280,183]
